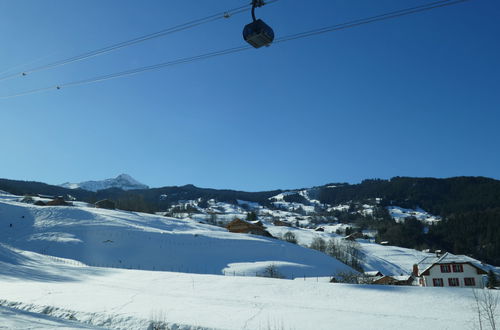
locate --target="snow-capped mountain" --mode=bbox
[60,174,149,192]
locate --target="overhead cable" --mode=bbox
[0,1,279,82]
[0,0,473,99]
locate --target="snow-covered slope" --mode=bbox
[1,192,499,329]
[60,173,149,191]
[387,206,441,224]
[0,195,354,278]
[0,246,495,330]
[264,222,432,276]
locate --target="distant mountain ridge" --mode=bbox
[60,174,149,192]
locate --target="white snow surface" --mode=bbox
[387,206,441,223]
[0,247,495,330]
[0,304,102,329]
[1,193,499,329]
[0,195,354,278]
[357,240,432,275]
[59,174,149,192]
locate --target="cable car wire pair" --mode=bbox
[0,0,473,99]
[0,1,280,83]
[243,0,275,48]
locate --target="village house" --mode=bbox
[226,219,273,238]
[344,232,364,241]
[364,271,383,277]
[273,219,291,227]
[360,271,414,286]
[46,196,72,206]
[413,252,488,288]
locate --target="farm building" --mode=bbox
[413,252,488,288]
[46,197,71,206]
[226,219,273,238]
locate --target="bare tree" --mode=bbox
[325,238,364,272]
[473,288,499,330]
[331,271,359,284]
[208,212,217,225]
[259,264,285,279]
[283,231,298,244]
[310,237,326,252]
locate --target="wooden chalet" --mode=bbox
[226,219,273,238]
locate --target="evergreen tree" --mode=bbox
[246,211,257,221]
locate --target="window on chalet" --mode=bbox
[464,278,476,286]
[448,278,460,287]
[440,265,451,273]
[452,264,464,272]
[433,278,444,287]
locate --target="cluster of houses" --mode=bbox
[21,194,116,209]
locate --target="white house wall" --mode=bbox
[423,263,484,288]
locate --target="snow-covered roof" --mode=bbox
[364,271,383,277]
[416,252,489,276]
[392,275,413,281]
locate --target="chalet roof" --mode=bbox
[392,275,413,281]
[364,271,383,277]
[416,252,489,276]
[248,220,263,226]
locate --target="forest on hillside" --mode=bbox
[318,177,500,265]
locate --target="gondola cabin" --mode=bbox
[243,19,274,48]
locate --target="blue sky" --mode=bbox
[0,0,499,191]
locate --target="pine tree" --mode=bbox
[246,211,257,221]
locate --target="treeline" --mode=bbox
[0,178,281,212]
[428,208,500,265]
[318,176,500,265]
[318,176,500,215]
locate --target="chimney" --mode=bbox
[412,264,419,277]
[435,250,442,257]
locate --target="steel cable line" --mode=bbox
[0,0,473,99]
[0,1,279,82]
[274,0,472,44]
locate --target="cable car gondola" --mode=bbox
[243,0,274,48]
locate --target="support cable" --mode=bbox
[0,0,473,99]
[0,1,279,82]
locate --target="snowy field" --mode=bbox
[1,250,496,330]
[387,206,441,223]
[0,193,353,278]
[1,191,498,329]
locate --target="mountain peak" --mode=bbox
[60,174,149,192]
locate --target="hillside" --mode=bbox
[0,192,354,278]
[1,175,499,264]
[1,190,498,329]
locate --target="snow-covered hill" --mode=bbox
[60,173,149,192]
[0,244,495,330]
[0,192,354,278]
[1,191,499,329]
